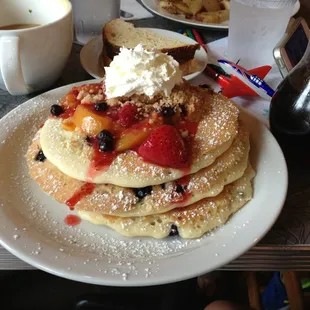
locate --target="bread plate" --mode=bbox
[80,28,208,81]
[141,0,301,30]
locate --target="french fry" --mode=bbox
[202,0,222,12]
[220,0,230,10]
[159,1,181,14]
[175,2,193,15]
[196,9,229,23]
[183,0,204,15]
[160,0,193,15]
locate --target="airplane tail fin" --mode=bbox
[248,66,272,79]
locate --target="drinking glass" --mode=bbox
[70,0,120,45]
[227,0,297,68]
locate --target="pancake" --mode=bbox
[78,165,255,239]
[27,123,249,217]
[40,86,239,187]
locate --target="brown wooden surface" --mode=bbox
[246,272,262,310]
[282,272,304,310]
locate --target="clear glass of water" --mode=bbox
[227,0,297,68]
[70,0,121,45]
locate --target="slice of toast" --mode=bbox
[101,19,200,72]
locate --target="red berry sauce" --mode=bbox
[66,183,95,209]
[56,84,199,178]
[175,174,192,204]
[64,215,81,226]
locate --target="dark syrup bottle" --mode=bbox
[269,41,310,149]
[269,42,310,193]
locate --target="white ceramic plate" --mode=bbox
[141,0,301,30]
[0,80,287,286]
[80,28,208,81]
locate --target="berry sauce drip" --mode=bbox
[87,138,118,179]
[177,120,198,174]
[185,121,198,135]
[175,174,191,204]
[66,183,96,210]
[178,191,191,204]
[64,215,81,226]
[177,174,191,186]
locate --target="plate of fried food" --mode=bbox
[0,45,287,286]
[142,0,300,29]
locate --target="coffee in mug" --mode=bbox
[0,24,40,30]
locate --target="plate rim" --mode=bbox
[141,0,301,29]
[0,79,288,286]
[80,28,208,81]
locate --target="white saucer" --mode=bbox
[0,80,287,286]
[80,28,208,81]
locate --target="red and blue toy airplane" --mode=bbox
[205,60,275,100]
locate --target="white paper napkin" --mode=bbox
[192,37,284,126]
[121,0,154,20]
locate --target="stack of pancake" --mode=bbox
[26,82,255,239]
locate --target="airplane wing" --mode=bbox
[219,75,258,98]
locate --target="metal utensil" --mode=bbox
[120,10,134,18]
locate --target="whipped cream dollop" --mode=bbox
[104,44,183,98]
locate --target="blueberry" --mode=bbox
[160,107,175,118]
[97,130,114,152]
[169,224,179,236]
[176,184,186,193]
[50,104,64,116]
[35,150,46,162]
[133,186,153,199]
[94,102,108,112]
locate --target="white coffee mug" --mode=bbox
[0,0,73,96]
[70,0,120,45]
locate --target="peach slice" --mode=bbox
[62,118,76,131]
[61,91,79,110]
[115,129,150,152]
[73,104,112,135]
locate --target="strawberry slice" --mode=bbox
[118,103,137,127]
[138,125,189,168]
